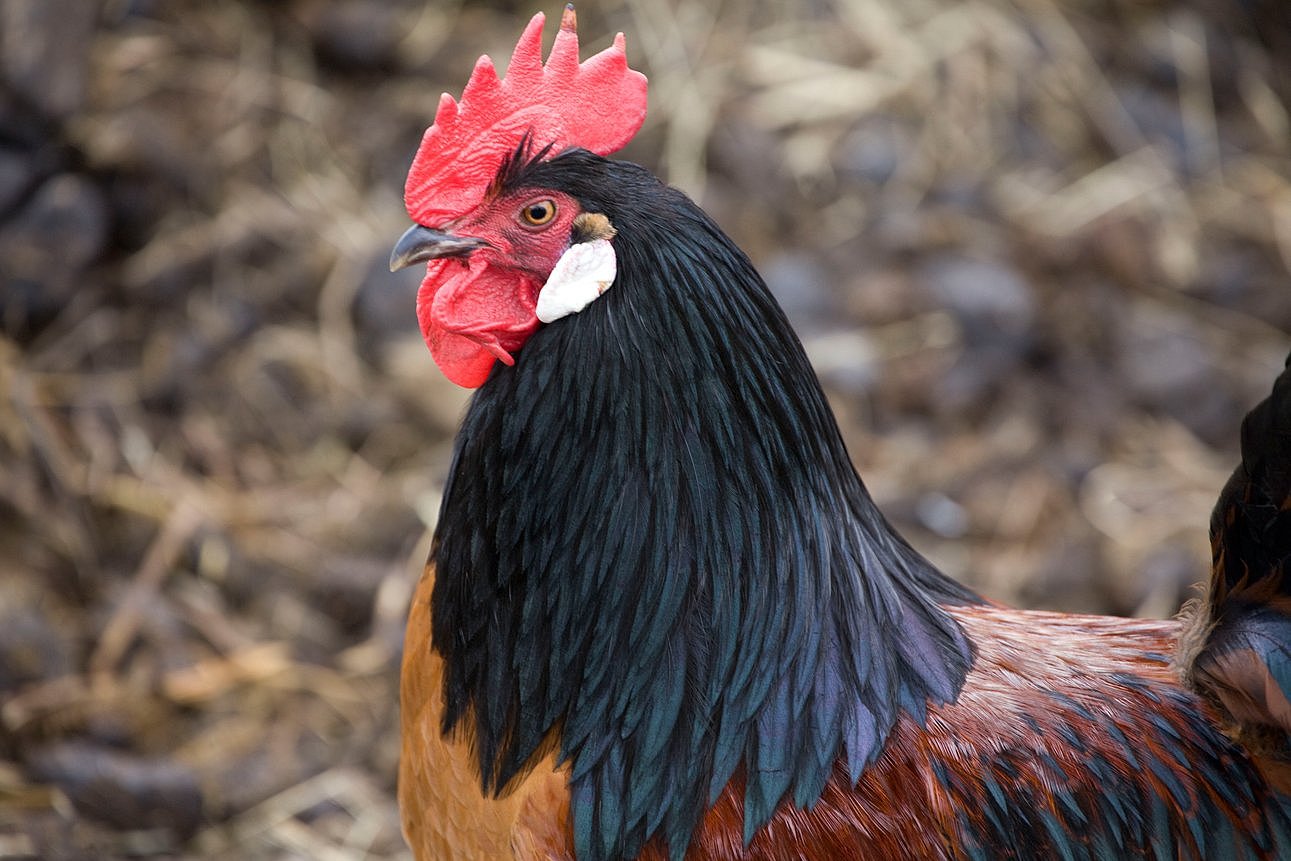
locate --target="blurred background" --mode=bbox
[1,0,1289,857]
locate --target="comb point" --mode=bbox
[508,13,546,84]
[460,54,500,105]
[549,16,580,74]
[434,92,457,124]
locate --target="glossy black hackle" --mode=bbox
[429,147,979,861]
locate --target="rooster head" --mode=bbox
[390,7,648,387]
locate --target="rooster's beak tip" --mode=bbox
[390,225,489,272]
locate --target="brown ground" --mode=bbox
[1,0,1289,858]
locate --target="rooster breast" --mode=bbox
[400,565,572,860]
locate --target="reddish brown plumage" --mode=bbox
[402,595,1291,859]
[676,606,1277,861]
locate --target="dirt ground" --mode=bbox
[1,0,1289,858]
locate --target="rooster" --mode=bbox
[391,9,1291,860]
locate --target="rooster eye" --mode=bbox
[520,200,557,227]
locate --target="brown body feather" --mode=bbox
[403,581,1290,860]
[399,566,568,860]
[664,607,1285,860]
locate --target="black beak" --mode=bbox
[389,225,491,272]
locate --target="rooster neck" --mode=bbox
[430,151,978,861]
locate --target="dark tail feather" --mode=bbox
[1182,352,1291,746]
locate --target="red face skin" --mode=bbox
[417,189,585,387]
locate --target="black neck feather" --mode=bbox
[430,150,977,861]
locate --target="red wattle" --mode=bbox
[416,260,540,388]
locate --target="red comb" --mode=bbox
[404,7,648,226]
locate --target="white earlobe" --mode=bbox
[536,239,616,323]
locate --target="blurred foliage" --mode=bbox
[0,0,1288,857]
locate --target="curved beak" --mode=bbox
[389,225,491,272]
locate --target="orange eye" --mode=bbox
[520,199,557,226]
